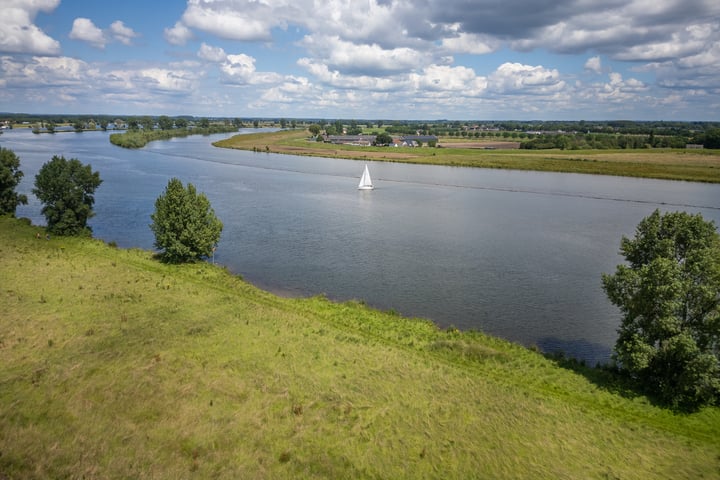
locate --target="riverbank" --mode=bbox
[1,216,718,478]
[110,125,240,149]
[214,130,720,183]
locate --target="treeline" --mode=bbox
[520,132,692,150]
[110,125,239,149]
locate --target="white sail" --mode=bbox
[358,164,374,190]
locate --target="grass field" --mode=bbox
[213,130,720,183]
[1,216,719,479]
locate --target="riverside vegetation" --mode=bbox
[110,125,240,149]
[1,216,719,479]
[213,130,720,183]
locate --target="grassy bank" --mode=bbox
[110,126,239,149]
[1,216,719,479]
[214,130,720,183]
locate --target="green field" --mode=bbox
[1,216,719,479]
[214,130,720,183]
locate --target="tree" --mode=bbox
[198,118,210,129]
[175,117,188,129]
[308,124,321,136]
[33,156,102,236]
[158,115,174,130]
[0,147,28,216]
[140,116,154,131]
[602,210,720,409]
[150,178,223,263]
[373,132,393,146]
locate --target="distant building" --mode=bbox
[327,135,375,146]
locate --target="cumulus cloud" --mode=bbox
[164,21,193,45]
[110,21,140,46]
[180,0,277,41]
[584,56,602,74]
[488,63,565,94]
[198,43,227,62]
[69,18,106,48]
[220,53,282,85]
[0,0,61,55]
[441,32,499,55]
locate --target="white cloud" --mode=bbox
[489,63,565,94]
[584,56,602,74]
[164,21,193,45]
[198,43,227,62]
[69,18,106,49]
[301,34,431,75]
[110,21,140,46]
[136,68,198,92]
[410,65,488,95]
[0,0,61,55]
[220,53,282,85]
[441,32,499,55]
[0,55,98,87]
[181,0,276,41]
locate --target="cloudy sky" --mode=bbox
[1,0,719,120]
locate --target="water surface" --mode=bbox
[4,128,719,364]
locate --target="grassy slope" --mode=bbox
[213,130,720,183]
[1,216,719,479]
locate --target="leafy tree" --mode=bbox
[140,116,154,131]
[46,122,55,134]
[703,129,720,149]
[158,115,174,130]
[150,178,223,263]
[73,120,84,132]
[602,210,720,409]
[175,117,188,129]
[373,132,393,146]
[33,156,102,236]
[128,118,139,131]
[0,147,28,216]
[308,124,321,136]
[198,118,210,128]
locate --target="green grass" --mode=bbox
[213,130,720,183]
[1,216,719,479]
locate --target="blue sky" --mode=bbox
[2,0,719,120]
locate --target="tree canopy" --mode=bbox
[150,178,223,263]
[602,210,720,409]
[0,147,28,216]
[32,156,102,236]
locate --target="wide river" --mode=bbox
[4,128,719,364]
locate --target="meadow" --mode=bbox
[1,216,719,478]
[213,130,720,183]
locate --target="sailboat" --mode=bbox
[357,164,374,190]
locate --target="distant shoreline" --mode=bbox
[214,129,720,183]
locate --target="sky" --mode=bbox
[1,0,719,121]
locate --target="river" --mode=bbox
[4,128,719,365]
